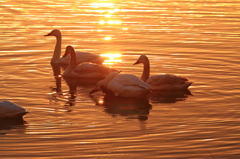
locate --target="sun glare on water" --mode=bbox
[101,53,122,65]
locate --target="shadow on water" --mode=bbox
[148,89,193,103]
[90,94,152,121]
[0,117,26,135]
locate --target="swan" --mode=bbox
[133,55,193,90]
[89,72,152,98]
[45,29,104,66]
[0,101,28,118]
[62,45,118,79]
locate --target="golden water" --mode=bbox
[0,0,240,158]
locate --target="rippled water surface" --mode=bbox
[0,0,240,158]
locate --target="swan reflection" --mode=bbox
[91,94,152,121]
[49,63,63,97]
[148,89,192,103]
[49,64,77,108]
[0,117,26,135]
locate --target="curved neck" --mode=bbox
[51,34,62,63]
[141,58,150,82]
[63,52,77,76]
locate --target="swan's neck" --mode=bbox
[51,34,62,64]
[63,52,77,76]
[141,59,150,82]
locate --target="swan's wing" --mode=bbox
[107,78,124,97]
[106,74,151,97]
[58,51,104,65]
[113,74,152,89]
[0,101,28,118]
[73,63,116,78]
[121,86,151,98]
[147,74,189,85]
[146,74,192,90]
[75,52,104,65]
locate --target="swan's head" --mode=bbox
[133,55,148,65]
[45,29,61,37]
[89,72,119,94]
[62,45,75,57]
[89,80,104,94]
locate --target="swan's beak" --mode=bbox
[133,60,140,65]
[89,89,98,95]
[44,33,52,36]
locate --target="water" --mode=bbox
[0,0,239,158]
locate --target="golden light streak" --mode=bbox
[91,3,115,8]
[99,20,122,25]
[105,14,111,18]
[104,36,112,40]
[101,53,122,65]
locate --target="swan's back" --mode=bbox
[0,101,28,118]
[111,74,151,89]
[147,74,192,90]
[71,63,118,79]
[107,74,152,98]
[58,51,104,65]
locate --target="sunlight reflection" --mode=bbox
[99,20,122,25]
[98,100,104,105]
[89,1,123,42]
[90,3,115,8]
[100,53,122,65]
[104,36,112,40]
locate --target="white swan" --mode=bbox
[62,46,118,79]
[45,29,104,66]
[89,72,152,98]
[133,55,193,90]
[0,101,28,118]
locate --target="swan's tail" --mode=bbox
[183,82,193,89]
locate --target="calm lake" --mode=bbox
[0,0,239,158]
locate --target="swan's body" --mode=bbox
[134,55,193,90]
[45,29,104,66]
[63,46,118,79]
[90,72,152,98]
[0,101,28,118]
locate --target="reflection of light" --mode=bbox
[101,53,122,65]
[99,20,122,25]
[9,58,22,60]
[107,20,121,24]
[98,100,104,105]
[91,3,115,8]
[105,14,111,18]
[27,70,37,72]
[122,28,128,30]
[108,9,119,14]
[104,36,112,40]
[101,53,121,59]
[99,20,105,24]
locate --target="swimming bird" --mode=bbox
[89,72,152,98]
[45,29,104,66]
[62,46,118,79]
[0,101,28,118]
[133,55,193,90]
